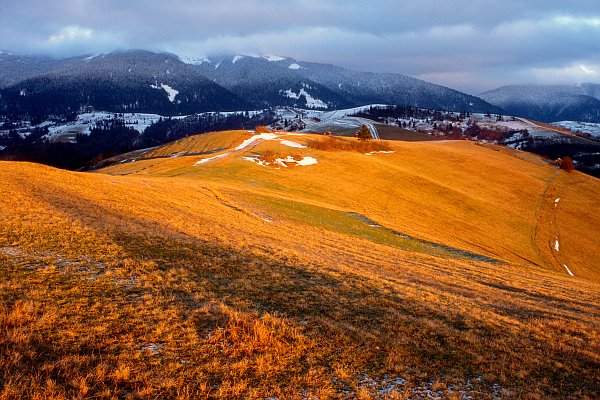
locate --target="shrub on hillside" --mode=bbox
[309,136,392,153]
[255,125,272,134]
[560,156,575,172]
[357,125,372,141]
[259,150,279,164]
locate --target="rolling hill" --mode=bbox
[1,129,599,398]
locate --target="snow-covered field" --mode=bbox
[44,112,165,142]
[4,110,265,144]
[552,121,600,139]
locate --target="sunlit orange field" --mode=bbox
[1,130,599,399]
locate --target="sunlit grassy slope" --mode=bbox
[103,130,600,281]
[1,130,599,399]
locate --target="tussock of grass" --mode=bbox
[256,151,303,166]
[309,136,392,153]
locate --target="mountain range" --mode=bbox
[191,54,499,113]
[0,50,500,120]
[2,49,600,124]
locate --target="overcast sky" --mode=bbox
[1,0,599,93]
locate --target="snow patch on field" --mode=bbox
[235,133,279,150]
[244,155,317,167]
[335,373,508,399]
[194,152,230,165]
[140,343,163,355]
[232,55,243,64]
[564,264,574,276]
[235,131,309,150]
[45,112,164,142]
[279,140,306,148]
[288,63,302,70]
[365,151,395,156]
[554,238,560,252]
[295,156,318,166]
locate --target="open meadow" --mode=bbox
[1,130,599,399]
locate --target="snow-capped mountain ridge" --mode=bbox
[1,49,500,118]
[481,84,600,123]
[193,53,501,113]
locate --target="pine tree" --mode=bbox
[357,125,372,141]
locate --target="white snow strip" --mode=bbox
[554,238,559,252]
[84,53,101,61]
[160,84,179,102]
[279,140,306,148]
[288,63,302,70]
[194,152,230,165]
[563,264,574,277]
[295,156,318,166]
[232,55,243,64]
[263,54,286,62]
[235,133,279,150]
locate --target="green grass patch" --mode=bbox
[248,194,498,262]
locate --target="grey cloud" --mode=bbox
[0,0,599,93]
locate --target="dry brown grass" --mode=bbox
[309,135,392,153]
[1,131,599,398]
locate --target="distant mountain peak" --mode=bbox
[481,83,600,122]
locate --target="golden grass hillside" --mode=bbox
[102,130,600,281]
[1,130,599,399]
